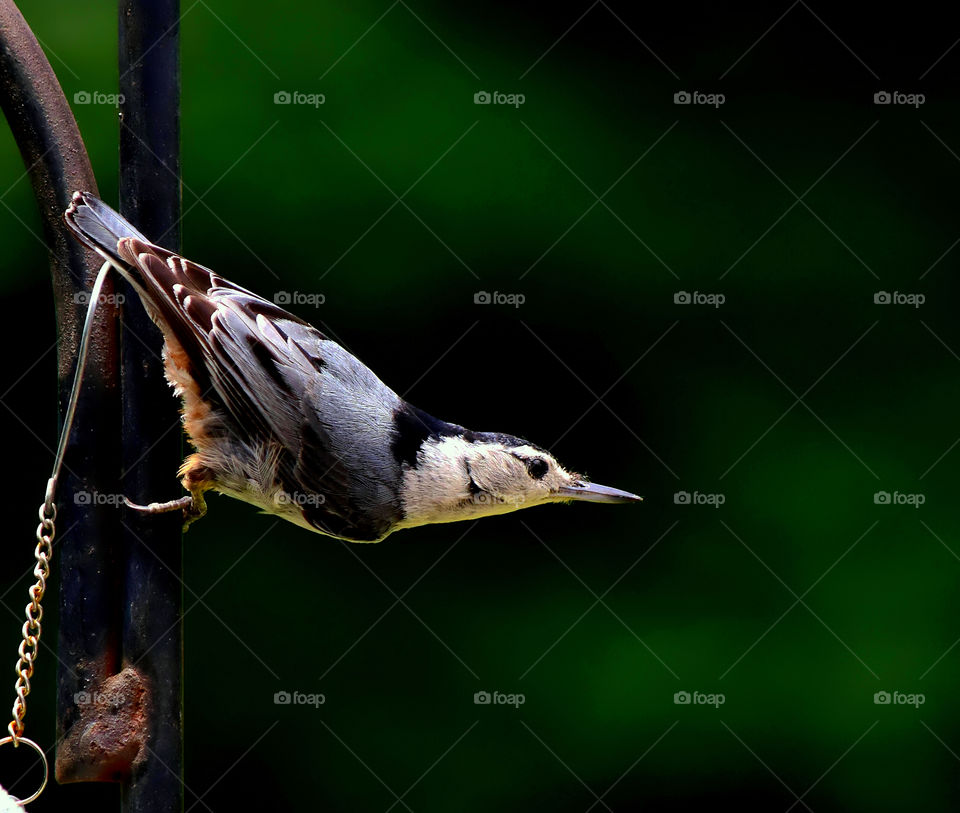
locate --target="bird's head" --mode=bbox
[396,425,641,530]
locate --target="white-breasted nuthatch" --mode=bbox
[64,192,641,542]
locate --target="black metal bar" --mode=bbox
[117,0,184,811]
[0,0,131,787]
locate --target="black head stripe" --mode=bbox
[391,404,452,469]
[462,430,549,455]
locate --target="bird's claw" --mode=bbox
[123,491,208,532]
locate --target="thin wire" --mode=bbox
[49,261,111,495]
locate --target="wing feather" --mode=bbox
[66,192,400,541]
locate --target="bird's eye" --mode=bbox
[527,458,549,480]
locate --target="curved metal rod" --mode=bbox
[0,0,100,308]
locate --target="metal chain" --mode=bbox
[0,267,108,805]
[8,479,56,743]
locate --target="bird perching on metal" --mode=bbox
[64,192,642,542]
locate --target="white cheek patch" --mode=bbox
[398,437,566,530]
[399,436,476,524]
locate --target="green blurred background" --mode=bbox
[2,0,959,809]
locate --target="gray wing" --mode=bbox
[124,244,405,540]
[209,297,406,540]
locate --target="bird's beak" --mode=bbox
[558,481,643,504]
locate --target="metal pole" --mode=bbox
[118,1,184,811]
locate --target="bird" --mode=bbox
[63,191,641,542]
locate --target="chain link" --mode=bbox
[8,488,55,743]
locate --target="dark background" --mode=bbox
[1,1,959,809]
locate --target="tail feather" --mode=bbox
[64,190,149,267]
[63,191,222,408]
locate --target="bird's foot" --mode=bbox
[124,490,208,532]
